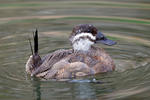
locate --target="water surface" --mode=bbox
[0,0,150,100]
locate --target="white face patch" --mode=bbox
[72,33,96,51]
[72,32,96,43]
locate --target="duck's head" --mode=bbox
[69,24,116,51]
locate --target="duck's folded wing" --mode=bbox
[31,49,73,76]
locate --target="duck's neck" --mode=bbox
[73,38,94,51]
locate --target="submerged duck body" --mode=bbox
[26,24,116,79]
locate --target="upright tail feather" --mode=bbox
[28,38,33,55]
[27,29,41,75]
[34,29,38,54]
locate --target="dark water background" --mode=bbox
[0,0,150,100]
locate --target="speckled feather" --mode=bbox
[26,24,115,79]
[29,46,115,79]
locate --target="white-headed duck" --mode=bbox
[26,24,116,79]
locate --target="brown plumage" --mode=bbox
[26,24,116,79]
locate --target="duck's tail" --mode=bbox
[28,29,38,55]
[27,29,42,72]
[28,29,39,55]
[33,29,38,55]
[28,37,33,55]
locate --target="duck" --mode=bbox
[26,24,116,79]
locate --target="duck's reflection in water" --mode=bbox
[31,78,111,100]
[75,82,96,99]
[32,77,41,100]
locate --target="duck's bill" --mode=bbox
[96,38,116,46]
[96,32,117,46]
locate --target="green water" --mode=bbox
[0,0,150,100]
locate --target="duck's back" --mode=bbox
[66,46,115,72]
[42,46,115,79]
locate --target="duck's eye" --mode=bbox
[87,30,91,33]
[101,36,105,40]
